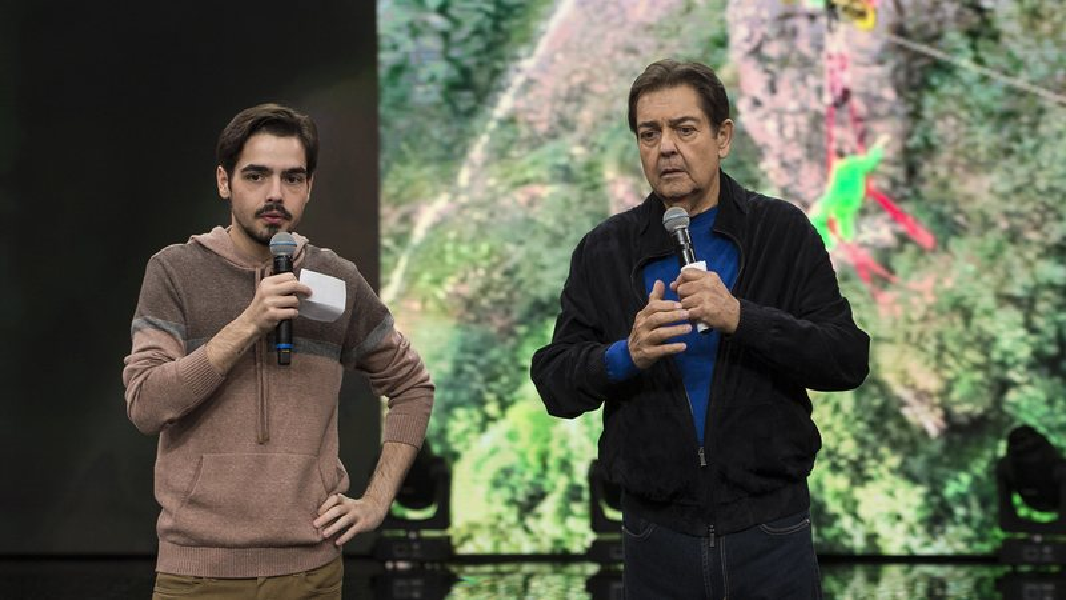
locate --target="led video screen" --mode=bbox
[379,0,1066,553]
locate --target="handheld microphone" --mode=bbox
[663,207,708,333]
[269,231,297,365]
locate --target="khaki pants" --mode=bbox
[152,556,342,600]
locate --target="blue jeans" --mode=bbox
[622,509,822,600]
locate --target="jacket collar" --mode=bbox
[635,170,750,256]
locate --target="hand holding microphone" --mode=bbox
[663,207,741,335]
[269,232,299,365]
[237,233,311,365]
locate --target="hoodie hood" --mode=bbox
[190,226,310,270]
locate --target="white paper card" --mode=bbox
[298,269,346,322]
[680,261,709,332]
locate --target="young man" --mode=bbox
[123,104,433,599]
[531,60,870,599]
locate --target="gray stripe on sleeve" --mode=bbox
[131,316,186,341]
[187,336,344,362]
[342,313,395,366]
[296,337,343,362]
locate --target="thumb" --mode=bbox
[649,279,665,301]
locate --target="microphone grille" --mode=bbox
[662,207,690,233]
[269,231,297,257]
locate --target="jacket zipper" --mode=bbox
[255,266,269,444]
[700,226,747,466]
[697,225,746,542]
[632,249,707,469]
[634,246,718,472]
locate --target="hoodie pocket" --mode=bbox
[171,453,328,547]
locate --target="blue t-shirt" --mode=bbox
[605,206,739,445]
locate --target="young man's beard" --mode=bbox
[239,220,278,246]
[239,202,295,245]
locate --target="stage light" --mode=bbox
[586,459,623,562]
[996,425,1066,566]
[371,565,457,600]
[372,443,454,562]
[585,459,624,599]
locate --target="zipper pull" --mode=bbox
[698,447,707,467]
[709,525,715,547]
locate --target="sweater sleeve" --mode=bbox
[341,272,434,449]
[530,235,617,419]
[729,208,870,391]
[122,255,226,435]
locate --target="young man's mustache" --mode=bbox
[254,202,293,219]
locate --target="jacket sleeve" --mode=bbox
[341,271,434,449]
[530,235,616,419]
[729,208,870,391]
[122,256,226,435]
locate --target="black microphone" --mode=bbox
[663,206,696,265]
[269,232,297,365]
[663,207,708,333]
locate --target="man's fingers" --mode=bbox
[322,513,351,537]
[317,494,340,515]
[318,502,357,535]
[648,279,665,301]
[644,324,694,343]
[644,299,684,314]
[677,279,723,300]
[643,342,687,357]
[313,506,342,528]
[680,295,717,311]
[267,294,302,309]
[270,280,313,296]
[336,518,369,546]
[290,282,314,296]
[264,273,297,283]
[315,510,338,532]
[643,309,690,329]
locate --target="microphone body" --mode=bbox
[673,227,697,265]
[269,231,298,365]
[663,207,709,333]
[273,253,293,365]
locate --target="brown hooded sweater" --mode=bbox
[122,227,433,577]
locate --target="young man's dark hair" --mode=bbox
[627,59,731,133]
[216,103,319,178]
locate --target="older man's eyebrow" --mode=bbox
[637,115,701,130]
[670,116,700,126]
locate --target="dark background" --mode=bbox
[0,1,382,555]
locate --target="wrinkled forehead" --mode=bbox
[634,85,707,125]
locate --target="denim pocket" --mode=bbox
[757,511,811,536]
[621,512,657,541]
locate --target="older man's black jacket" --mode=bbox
[530,172,870,537]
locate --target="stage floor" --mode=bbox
[0,557,1060,599]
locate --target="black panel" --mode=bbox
[0,0,380,555]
